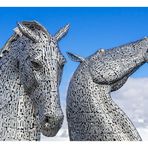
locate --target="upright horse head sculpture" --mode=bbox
[66,37,148,141]
[0,21,69,140]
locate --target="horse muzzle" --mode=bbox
[40,113,64,137]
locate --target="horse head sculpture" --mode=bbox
[66,38,148,141]
[0,21,69,140]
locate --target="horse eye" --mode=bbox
[31,61,42,69]
[60,63,64,68]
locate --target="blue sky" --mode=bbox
[0,7,148,100]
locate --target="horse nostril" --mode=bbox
[42,114,63,126]
[45,116,49,123]
[41,114,64,137]
[44,119,50,128]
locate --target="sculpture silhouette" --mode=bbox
[66,38,148,141]
[0,21,69,140]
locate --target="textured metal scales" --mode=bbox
[0,21,69,140]
[66,38,148,141]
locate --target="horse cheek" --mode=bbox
[19,64,38,94]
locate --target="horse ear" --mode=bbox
[55,24,70,41]
[67,52,85,62]
[17,22,40,42]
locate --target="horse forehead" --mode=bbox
[36,43,65,62]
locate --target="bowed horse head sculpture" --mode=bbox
[0,21,69,140]
[66,37,148,141]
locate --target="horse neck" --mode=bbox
[0,51,39,138]
[68,62,137,124]
[67,62,115,113]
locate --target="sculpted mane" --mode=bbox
[0,34,18,58]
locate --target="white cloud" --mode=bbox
[112,77,148,128]
[41,77,148,141]
[137,128,148,141]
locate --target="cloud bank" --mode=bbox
[112,77,148,128]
